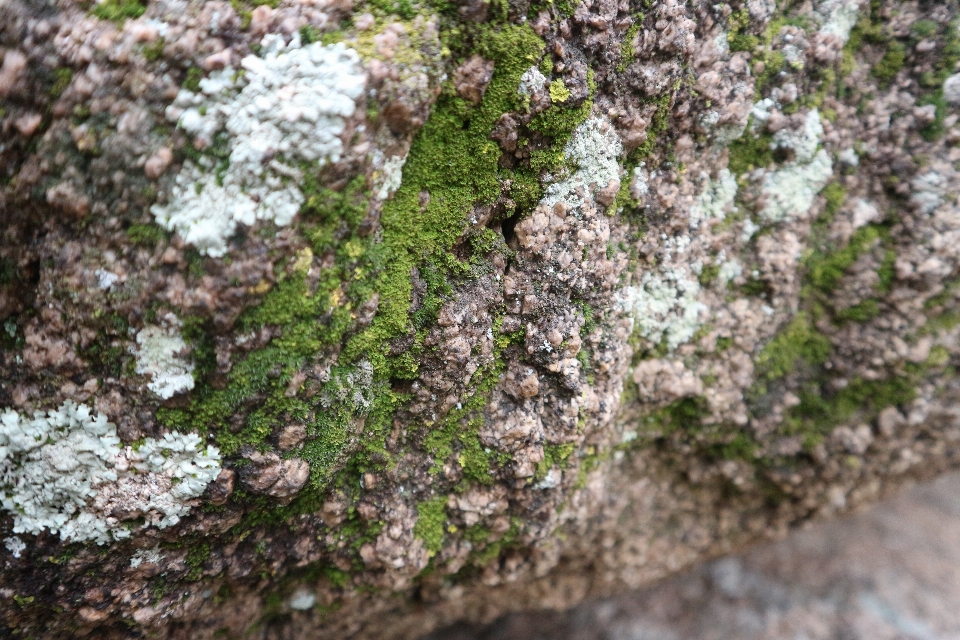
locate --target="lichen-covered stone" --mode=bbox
[4,0,960,637]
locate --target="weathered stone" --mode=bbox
[3,0,960,637]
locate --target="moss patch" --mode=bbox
[727,123,774,174]
[754,312,831,381]
[414,496,448,556]
[785,376,916,447]
[91,0,146,22]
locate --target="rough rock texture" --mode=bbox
[427,471,960,640]
[3,0,960,637]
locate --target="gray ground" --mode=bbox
[425,472,960,640]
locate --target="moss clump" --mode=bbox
[343,25,545,376]
[158,176,382,492]
[159,24,583,533]
[185,543,212,581]
[872,41,905,86]
[91,0,146,21]
[785,376,916,446]
[299,25,320,45]
[820,182,847,219]
[834,298,880,323]
[50,68,73,98]
[368,0,417,19]
[548,78,571,103]
[727,124,774,174]
[534,443,575,480]
[805,224,885,294]
[727,8,760,52]
[414,496,448,556]
[643,396,708,437]
[618,24,640,72]
[127,223,168,248]
[142,37,166,62]
[755,312,831,381]
[698,263,720,287]
[910,19,939,39]
[183,67,204,93]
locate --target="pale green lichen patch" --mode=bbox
[0,402,221,544]
[154,35,367,257]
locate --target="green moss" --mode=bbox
[785,376,916,442]
[727,9,759,52]
[299,25,320,45]
[643,396,708,437]
[754,51,786,93]
[805,224,884,294]
[910,19,939,39]
[552,0,580,18]
[727,124,774,174]
[50,68,73,98]
[414,496,448,556]
[142,37,166,61]
[755,312,831,381]
[618,24,640,72]
[367,0,417,19]
[157,176,384,493]
[872,41,905,86]
[548,78,571,103]
[127,222,168,248]
[534,443,575,480]
[13,595,35,609]
[183,67,204,93]
[343,26,545,373]
[154,23,595,543]
[714,432,757,461]
[698,263,720,287]
[834,298,880,323]
[185,543,212,581]
[91,0,146,21]
[820,182,847,219]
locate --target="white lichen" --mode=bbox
[288,589,317,611]
[130,547,164,568]
[760,150,833,222]
[377,154,407,200]
[630,163,650,202]
[718,257,743,285]
[818,0,860,44]
[750,98,778,129]
[944,73,960,106]
[133,316,195,400]
[838,147,860,167]
[772,108,824,164]
[851,198,881,228]
[542,116,623,215]
[760,110,833,222]
[321,360,375,413]
[4,535,24,558]
[0,402,221,544]
[911,171,948,215]
[152,33,366,256]
[690,169,738,229]
[95,269,119,290]
[517,65,547,96]
[621,234,706,351]
[741,218,760,241]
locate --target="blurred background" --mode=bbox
[423,472,960,640]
